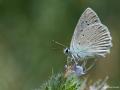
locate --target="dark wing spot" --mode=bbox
[81,29,83,32]
[85,21,89,25]
[94,20,98,22]
[98,26,102,29]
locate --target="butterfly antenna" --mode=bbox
[52,40,66,48]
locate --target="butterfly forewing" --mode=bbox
[71,8,101,42]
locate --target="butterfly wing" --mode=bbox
[70,8,112,59]
[75,23,112,58]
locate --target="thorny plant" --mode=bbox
[35,58,110,90]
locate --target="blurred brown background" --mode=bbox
[0,0,119,90]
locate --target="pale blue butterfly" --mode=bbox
[64,7,112,63]
[64,8,112,76]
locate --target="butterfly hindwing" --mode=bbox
[76,23,112,57]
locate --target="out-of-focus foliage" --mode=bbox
[0,0,119,90]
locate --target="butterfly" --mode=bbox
[64,7,112,64]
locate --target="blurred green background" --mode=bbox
[0,0,119,90]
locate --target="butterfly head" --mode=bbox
[64,48,70,55]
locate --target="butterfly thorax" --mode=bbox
[64,47,82,61]
[64,47,95,62]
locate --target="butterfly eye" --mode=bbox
[66,49,69,53]
[64,48,69,54]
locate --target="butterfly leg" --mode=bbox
[71,54,78,65]
[85,59,97,73]
[81,60,87,73]
[67,57,72,65]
